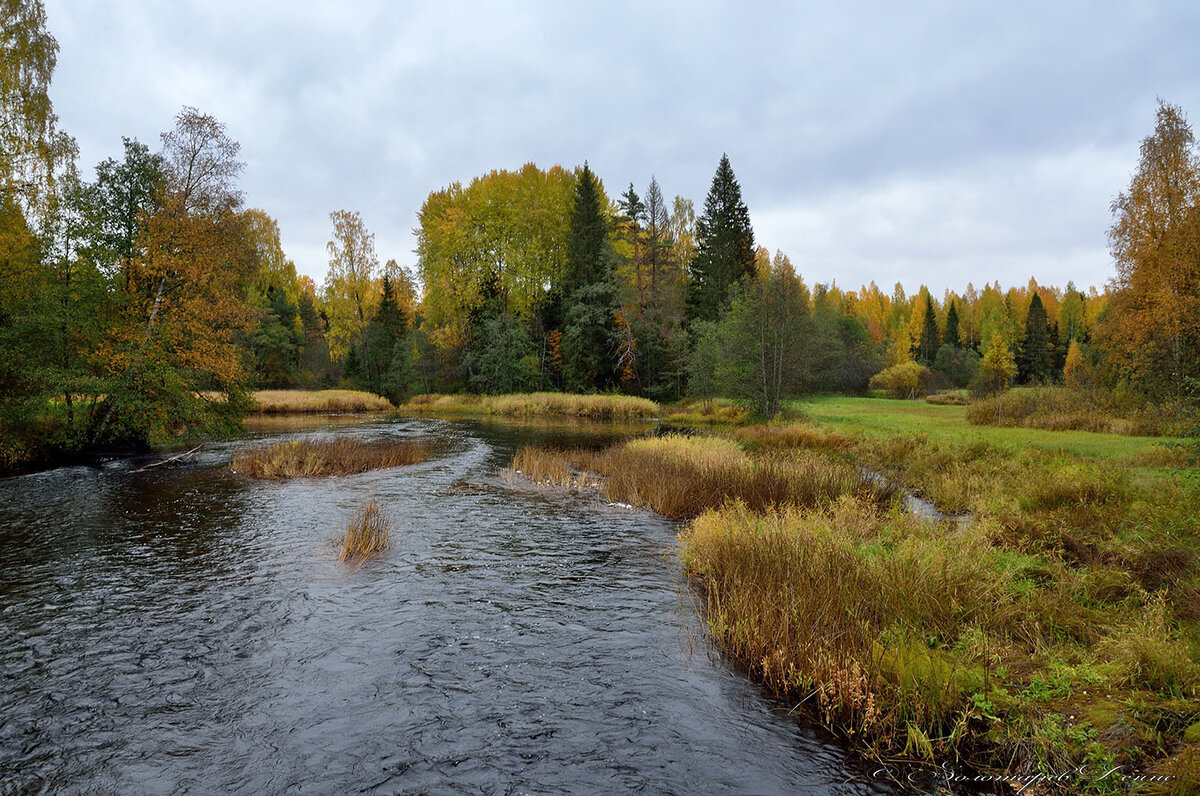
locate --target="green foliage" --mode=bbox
[944,300,961,348]
[690,256,813,417]
[933,343,979,389]
[560,164,619,392]
[465,314,541,395]
[687,154,755,324]
[1018,292,1054,383]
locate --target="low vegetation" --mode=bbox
[401,392,659,420]
[967,387,1194,437]
[512,409,1200,792]
[335,499,392,562]
[230,438,430,479]
[510,434,893,519]
[251,390,393,414]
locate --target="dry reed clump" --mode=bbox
[732,423,854,453]
[660,398,752,425]
[510,434,893,518]
[679,500,1010,752]
[251,389,393,414]
[509,445,573,486]
[335,499,392,561]
[924,391,971,406]
[485,392,659,420]
[401,392,659,419]
[231,438,431,480]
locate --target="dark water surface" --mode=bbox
[1,417,901,795]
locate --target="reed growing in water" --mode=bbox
[335,499,391,561]
[231,438,430,480]
[510,434,893,518]
[401,391,660,420]
[251,389,393,414]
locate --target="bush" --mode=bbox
[868,361,936,398]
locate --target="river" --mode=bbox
[0,416,907,795]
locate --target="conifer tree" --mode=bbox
[561,163,618,391]
[687,154,755,323]
[944,300,961,348]
[1018,292,1053,383]
[917,300,940,365]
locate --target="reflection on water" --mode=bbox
[1,417,903,795]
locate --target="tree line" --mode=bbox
[1,0,1196,468]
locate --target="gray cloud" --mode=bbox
[44,1,1200,294]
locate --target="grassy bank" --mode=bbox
[966,387,1194,437]
[797,395,1187,461]
[511,415,1200,792]
[250,389,392,414]
[401,391,659,420]
[231,438,430,479]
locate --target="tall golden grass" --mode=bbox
[252,390,392,414]
[680,500,1007,751]
[231,438,430,479]
[335,499,392,561]
[511,434,893,518]
[401,392,659,420]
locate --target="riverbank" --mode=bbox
[510,418,1200,793]
[250,389,393,414]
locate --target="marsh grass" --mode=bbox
[252,389,392,414]
[511,434,894,518]
[966,387,1194,437]
[231,438,430,480]
[335,499,392,562]
[401,392,659,419]
[660,398,752,425]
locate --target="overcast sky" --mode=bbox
[43,1,1200,295]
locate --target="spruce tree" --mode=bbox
[1018,293,1053,383]
[687,154,755,323]
[944,300,961,348]
[561,163,618,391]
[917,299,940,365]
[564,162,609,287]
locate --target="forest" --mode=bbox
[2,2,1198,470]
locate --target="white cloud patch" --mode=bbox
[754,146,1131,294]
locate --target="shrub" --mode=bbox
[868,361,935,399]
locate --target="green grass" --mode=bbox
[795,396,1186,461]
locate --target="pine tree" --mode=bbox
[687,154,755,323]
[944,300,961,347]
[1018,293,1053,383]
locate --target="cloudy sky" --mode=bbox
[43,1,1200,295]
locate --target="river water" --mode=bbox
[0,416,905,795]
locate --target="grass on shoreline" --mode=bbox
[251,389,392,414]
[510,412,1200,792]
[230,438,430,479]
[511,434,893,519]
[401,391,659,420]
